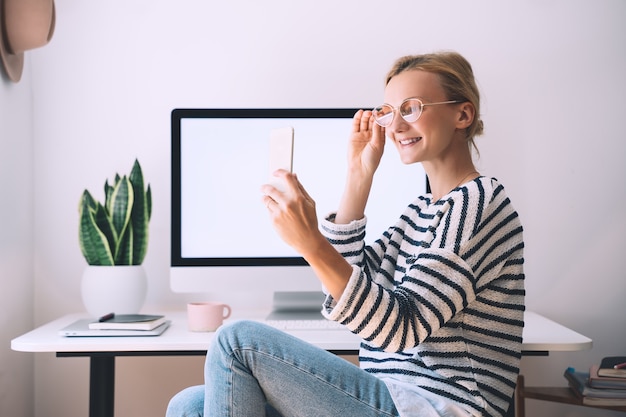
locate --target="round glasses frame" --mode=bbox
[372,98,461,127]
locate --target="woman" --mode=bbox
[167,51,524,417]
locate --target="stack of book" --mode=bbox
[58,313,171,337]
[89,313,167,331]
[564,356,626,407]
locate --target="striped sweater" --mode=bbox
[321,177,525,417]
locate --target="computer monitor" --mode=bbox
[171,108,427,310]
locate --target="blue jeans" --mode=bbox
[166,320,399,417]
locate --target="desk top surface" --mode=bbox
[11,310,592,354]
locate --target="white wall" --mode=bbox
[0,56,35,415]
[15,0,626,416]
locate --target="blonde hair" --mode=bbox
[386,51,483,151]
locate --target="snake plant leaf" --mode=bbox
[129,159,150,264]
[92,201,117,256]
[147,185,152,220]
[115,221,134,265]
[104,179,113,207]
[109,175,134,244]
[79,189,98,212]
[79,160,151,266]
[79,191,114,265]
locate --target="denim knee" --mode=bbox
[212,320,267,353]
[165,385,204,417]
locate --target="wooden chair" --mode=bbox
[514,374,626,416]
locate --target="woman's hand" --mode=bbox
[347,109,386,179]
[261,170,353,300]
[261,170,325,256]
[333,109,386,225]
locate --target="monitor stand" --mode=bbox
[265,291,326,320]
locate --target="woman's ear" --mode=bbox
[456,102,475,130]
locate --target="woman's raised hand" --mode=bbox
[347,109,386,180]
[331,110,386,225]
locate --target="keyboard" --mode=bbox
[263,319,346,330]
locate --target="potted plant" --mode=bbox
[78,159,152,317]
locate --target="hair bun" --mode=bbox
[475,119,484,137]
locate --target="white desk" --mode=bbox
[11,311,591,417]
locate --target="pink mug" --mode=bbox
[187,302,232,332]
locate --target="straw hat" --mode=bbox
[0,0,56,83]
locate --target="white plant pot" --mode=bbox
[81,265,148,318]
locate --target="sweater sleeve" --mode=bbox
[322,244,477,352]
[320,179,524,353]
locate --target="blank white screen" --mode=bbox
[178,112,427,262]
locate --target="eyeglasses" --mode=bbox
[372,98,461,127]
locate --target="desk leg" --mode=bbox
[90,355,115,417]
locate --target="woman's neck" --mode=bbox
[425,162,480,202]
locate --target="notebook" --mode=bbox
[88,314,166,331]
[59,318,171,337]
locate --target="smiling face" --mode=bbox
[383,70,469,166]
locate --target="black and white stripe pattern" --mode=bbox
[321,177,524,417]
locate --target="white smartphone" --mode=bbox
[268,127,294,192]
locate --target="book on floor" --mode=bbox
[88,314,166,330]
